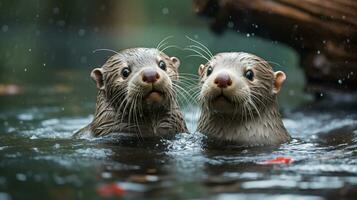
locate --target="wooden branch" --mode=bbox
[193,0,357,92]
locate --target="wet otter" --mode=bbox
[74,48,187,138]
[196,52,291,146]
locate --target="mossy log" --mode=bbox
[193,0,357,92]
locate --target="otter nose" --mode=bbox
[142,68,160,83]
[214,73,232,88]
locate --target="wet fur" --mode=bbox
[197,52,291,146]
[74,48,187,138]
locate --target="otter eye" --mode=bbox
[158,60,166,71]
[245,69,254,81]
[121,67,131,78]
[206,66,213,76]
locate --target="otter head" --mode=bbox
[198,52,286,116]
[91,48,180,113]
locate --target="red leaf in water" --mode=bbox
[258,157,294,165]
[96,183,125,197]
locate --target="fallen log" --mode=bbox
[193,0,357,92]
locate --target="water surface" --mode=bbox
[0,66,356,200]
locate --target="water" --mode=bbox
[0,1,355,197]
[0,67,356,200]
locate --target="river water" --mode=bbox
[0,63,356,199]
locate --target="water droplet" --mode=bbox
[101,172,112,179]
[30,135,38,140]
[28,48,32,52]
[338,79,342,84]
[162,7,169,15]
[80,56,87,63]
[0,192,11,200]
[320,93,323,97]
[53,7,60,15]
[16,173,27,181]
[78,29,86,37]
[289,90,295,96]
[246,33,250,37]
[57,20,66,27]
[227,21,234,28]
[2,25,8,32]
[24,68,27,72]
[43,63,46,67]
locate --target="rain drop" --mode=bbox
[16,173,27,181]
[78,29,86,37]
[53,7,60,15]
[2,25,8,32]
[80,56,87,63]
[227,21,234,28]
[162,7,169,15]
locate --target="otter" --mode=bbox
[196,52,291,146]
[74,48,188,138]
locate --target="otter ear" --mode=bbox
[198,64,205,76]
[170,57,180,69]
[90,68,105,90]
[273,71,286,94]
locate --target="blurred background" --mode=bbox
[1,1,357,200]
[0,0,305,112]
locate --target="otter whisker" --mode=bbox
[179,72,201,77]
[120,96,132,125]
[250,90,271,107]
[175,76,199,84]
[109,88,128,107]
[186,45,213,61]
[185,36,213,58]
[160,45,182,53]
[184,48,210,62]
[156,35,174,51]
[172,83,197,105]
[132,93,144,141]
[173,80,199,91]
[93,48,119,55]
[250,89,274,104]
[185,54,210,62]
